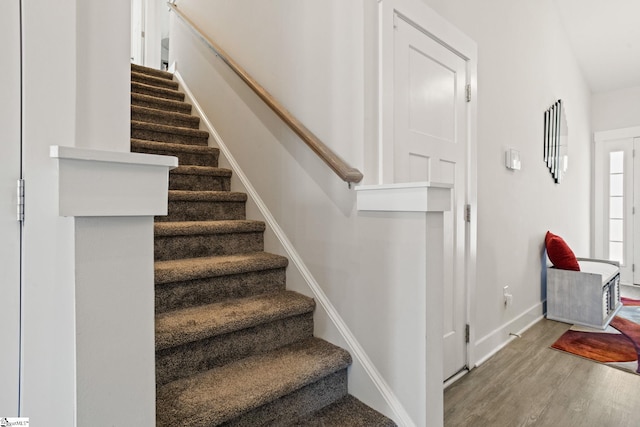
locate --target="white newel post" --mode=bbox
[356,182,451,427]
[50,147,177,425]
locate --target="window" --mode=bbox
[609,151,624,264]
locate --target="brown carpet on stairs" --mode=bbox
[130,63,396,427]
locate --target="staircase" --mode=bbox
[130,63,396,427]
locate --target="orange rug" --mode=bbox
[551,298,640,374]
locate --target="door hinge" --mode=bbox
[464,204,471,222]
[465,324,470,343]
[17,179,25,223]
[465,84,471,102]
[633,264,635,273]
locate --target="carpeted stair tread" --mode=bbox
[155,290,315,351]
[291,395,397,427]
[155,220,265,237]
[132,120,209,139]
[131,93,192,114]
[171,165,232,177]
[168,190,247,202]
[132,81,185,101]
[132,105,200,129]
[131,71,180,90]
[131,139,219,166]
[131,63,174,80]
[164,191,247,222]
[156,338,352,427]
[155,252,288,285]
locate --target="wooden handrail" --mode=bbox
[169,3,363,185]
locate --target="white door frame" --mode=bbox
[379,0,478,369]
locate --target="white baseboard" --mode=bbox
[173,69,415,427]
[473,301,545,367]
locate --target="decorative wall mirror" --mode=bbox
[544,100,568,183]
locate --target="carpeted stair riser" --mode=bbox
[131,122,209,146]
[169,168,232,192]
[155,231,263,261]
[132,93,192,114]
[157,312,314,385]
[131,71,180,90]
[131,63,174,80]
[132,105,200,129]
[221,370,348,427]
[156,268,287,314]
[132,81,185,102]
[131,139,219,167]
[155,252,287,286]
[161,199,246,222]
[291,395,398,427]
[156,338,352,427]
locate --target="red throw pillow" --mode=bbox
[545,231,580,271]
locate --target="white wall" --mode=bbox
[170,0,591,423]
[592,86,640,133]
[76,1,131,152]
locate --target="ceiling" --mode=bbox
[553,0,640,93]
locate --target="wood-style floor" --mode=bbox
[444,285,640,427]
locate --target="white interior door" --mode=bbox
[0,0,23,416]
[393,14,468,381]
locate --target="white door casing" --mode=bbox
[392,14,468,381]
[0,0,23,416]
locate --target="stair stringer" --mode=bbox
[173,68,415,427]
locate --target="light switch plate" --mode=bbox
[505,149,521,170]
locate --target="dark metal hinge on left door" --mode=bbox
[465,324,470,343]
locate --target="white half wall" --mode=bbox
[592,86,640,133]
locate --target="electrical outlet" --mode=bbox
[503,286,513,307]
